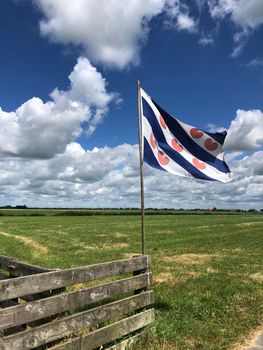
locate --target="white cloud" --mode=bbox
[177,13,196,31]
[208,0,263,56]
[224,151,243,162]
[33,0,198,69]
[0,143,139,208]
[30,1,263,64]
[232,151,263,176]
[0,57,115,159]
[247,57,263,67]
[0,140,262,210]
[164,0,197,32]
[34,0,166,69]
[198,33,215,46]
[206,123,226,133]
[230,27,251,57]
[209,0,263,28]
[224,109,263,151]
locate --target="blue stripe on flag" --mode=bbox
[143,138,167,172]
[150,98,231,174]
[204,131,227,145]
[142,98,215,181]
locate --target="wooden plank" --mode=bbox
[0,291,23,336]
[2,292,154,350]
[0,299,27,336]
[48,309,155,350]
[0,273,152,330]
[0,256,150,302]
[23,289,66,329]
[0,255,53,277]
[105,334,140,349]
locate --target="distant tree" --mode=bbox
[15,205,27,209]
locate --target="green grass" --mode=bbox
[0,213,262,349]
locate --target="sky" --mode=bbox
[0,0,262,209]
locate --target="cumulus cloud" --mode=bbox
[0,143,139,208]
[232,151,263,176]
[224,109,263,151]
[28,1,263,64]
[33,0,199,69]
[208,0,263,56]
[0,141,262,209]
[34,0,166,69]
[0,57,115,159]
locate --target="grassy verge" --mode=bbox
[0,213,262,349]
[0,208,257,216]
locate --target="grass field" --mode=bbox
[0,212,262,349]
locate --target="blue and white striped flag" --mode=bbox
[140,87,234,183]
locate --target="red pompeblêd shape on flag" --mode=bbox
[171,138,183,152]
[190,128,204,138]
[158,151,169,165]
[193,157,206,170]
[205,138,218,151]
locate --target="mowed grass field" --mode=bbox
[0,212,262,349]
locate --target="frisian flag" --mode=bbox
[140,87,234,183]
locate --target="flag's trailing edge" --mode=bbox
[140,87,234,183]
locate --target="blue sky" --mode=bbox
[0,0,262,209]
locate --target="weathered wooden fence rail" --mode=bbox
[0,255,154,350]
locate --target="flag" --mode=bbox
[140,87,234,183]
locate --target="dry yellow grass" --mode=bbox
[0,231,48,257]
[250,273,263,283]
[232,323,263,350]
[154,272,177,284]
[161,253,221,265]
[114,232,127,238]
[234,221,263,227]
[81,242,129,251]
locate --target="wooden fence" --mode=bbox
[0,254,154,350]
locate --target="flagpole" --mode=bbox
[137,80,145,255]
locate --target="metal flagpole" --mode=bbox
[137,80,145,255]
